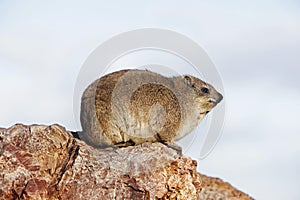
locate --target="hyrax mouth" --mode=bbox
[208,98,217,104]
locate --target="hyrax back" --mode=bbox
[80,69,223,148]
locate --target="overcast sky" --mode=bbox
[0,1,300,199]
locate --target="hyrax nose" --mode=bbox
[216,93,223,103]
[209,92,223,104]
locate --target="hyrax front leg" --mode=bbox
[164,141,182,155]
[155,133,182,154]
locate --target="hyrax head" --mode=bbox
[183,75,223,116]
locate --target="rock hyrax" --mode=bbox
[80,69,223,150]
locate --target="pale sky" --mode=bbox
[0,1,300,199]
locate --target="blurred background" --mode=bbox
[0,1,299,199]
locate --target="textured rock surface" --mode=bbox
[199,174,253,200]
[0,124,253,200]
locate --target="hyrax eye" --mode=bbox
[201,87,209,94]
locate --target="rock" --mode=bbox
[198,174,253,199]
[0,124,253,199]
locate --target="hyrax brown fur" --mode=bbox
[80,69,223,151]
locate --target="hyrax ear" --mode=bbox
[184,75,194,87]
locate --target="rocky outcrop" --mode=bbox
[0,124,253,199]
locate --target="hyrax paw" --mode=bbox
[164,142,182,155]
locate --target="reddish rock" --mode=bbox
[0,124,253,199]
